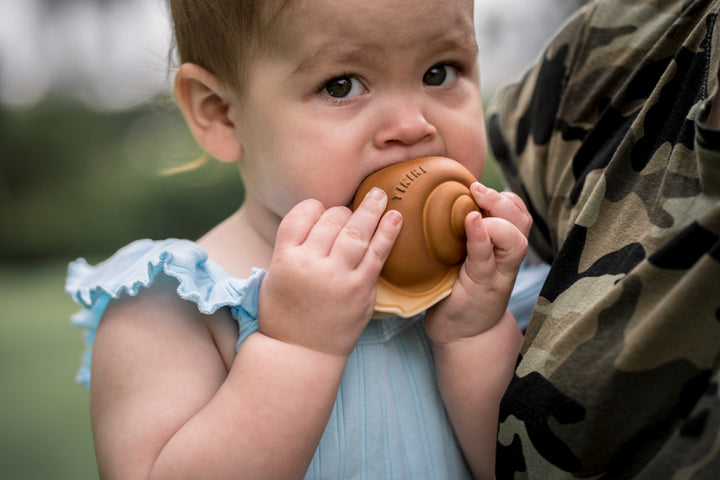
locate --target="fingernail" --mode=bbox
[466,210,482,223]
[472,182,488,194]
[387,210,403,226]
[368,187,386,201]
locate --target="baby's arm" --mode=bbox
[425,183,530,479]
[90,189,402,479]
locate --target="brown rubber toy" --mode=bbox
[352,156,481,317]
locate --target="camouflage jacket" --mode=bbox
[487,0,720,478]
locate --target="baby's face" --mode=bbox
[231,0,486,220]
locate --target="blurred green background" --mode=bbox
[1,0,585,478]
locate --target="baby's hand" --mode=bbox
[424,183,530,345]
[258,188,402,357]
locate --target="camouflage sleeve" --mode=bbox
[487,0,720,478]
[486,3,596,264]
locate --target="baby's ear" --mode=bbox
[173,63,243,162]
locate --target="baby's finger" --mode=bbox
[482,217,528,277]
[462,211,497,280]
[470,183,532,237]
[359,209,403,274]
[275,199,326,250]
[332,188,388,267]
[303,206,353,256]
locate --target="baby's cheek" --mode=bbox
[453,143,486,181]
[449,122,487,178]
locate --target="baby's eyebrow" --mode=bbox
[293,44,383,75]
[426,32,478,59]
[291,29,477,76]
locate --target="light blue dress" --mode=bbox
[65,238,548,479]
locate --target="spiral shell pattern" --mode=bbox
[352,156,480,317]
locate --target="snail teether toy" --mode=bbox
[352,156,481,317]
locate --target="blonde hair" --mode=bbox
[165,1,292,173]
[168,0,292,97]
[160,153,211,176]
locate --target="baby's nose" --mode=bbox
[373,97,437,149]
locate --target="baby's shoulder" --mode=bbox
[97,271,238,372]
[66,238,265,387]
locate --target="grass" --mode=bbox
[0,260,97,479]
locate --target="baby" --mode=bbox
[66,0,535,478]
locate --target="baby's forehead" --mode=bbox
[270,0,476,50]
[273,0,475,26]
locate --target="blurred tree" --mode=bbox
[0,96,244,261]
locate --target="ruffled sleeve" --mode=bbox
[65,238,266,389]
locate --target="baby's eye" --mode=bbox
[423,64,458,87]
[321,75,365,99]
